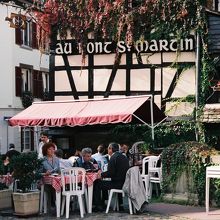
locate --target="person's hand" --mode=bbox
[97,170,102,179]
[45,170,51,176]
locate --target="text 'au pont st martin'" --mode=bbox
[55,37,195,55]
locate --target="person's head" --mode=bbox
[42,142,56,157]
[120,144,129,153]
[81,147,92,163]
[108,143,119,154]
[97,144,105,155]
[107,145,113,156]
[74,149,81,157]
[40,131,49,143]
[9,143,15,150]
[55,149,63,159]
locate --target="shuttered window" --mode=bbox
[15,66,22,97]
[33,70,43,98]
[15,19,38,49]
[15,28,22,45]
[32,22,38,49]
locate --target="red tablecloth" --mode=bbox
[0,174,13,186]
[42,172,99,192]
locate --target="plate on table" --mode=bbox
[51,173,59,176]
[86,169,99,173]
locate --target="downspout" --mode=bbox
[195,32,201,141]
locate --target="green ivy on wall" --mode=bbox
[110,120,196,149]
[161,141,219,205]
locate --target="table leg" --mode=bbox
[40,184,44,214]
[206,177,210,213]
[56,191,61,218]
[88,185,94,213]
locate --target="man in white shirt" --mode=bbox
[92,144,108,171]
[38,131,57,158]
[55,149,73,169]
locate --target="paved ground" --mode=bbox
[1,202,220,220]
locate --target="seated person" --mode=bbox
[92,144,108,171]
[40,142,60,175]
[55,149,73,170]
[68,148,81,165]
[93,143,129,211]
[74,147,98,171]
[40,142,60,212]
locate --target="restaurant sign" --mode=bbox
[55,37,195,55]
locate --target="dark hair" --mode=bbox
[97,144,105,154]
[40,131,49,137]
[55,149,63,158]
[109,143,119,153]
[9,143,15,149]
[42,142,56,156]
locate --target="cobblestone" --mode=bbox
[0,210,191,220]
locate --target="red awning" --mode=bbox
[9,96,165,127]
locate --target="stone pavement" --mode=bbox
[1,202,220,220]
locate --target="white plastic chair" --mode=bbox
[148,155,162,199]
[61,168,86,218]
[105,189,135,214]
[141,156,150,200]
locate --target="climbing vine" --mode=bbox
[161,141,219,205]
[28,0,205,51]
[111,120,196,149]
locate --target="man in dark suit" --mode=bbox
[93,142,129,211]
[5,143,20,160]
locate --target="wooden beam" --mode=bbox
[54,62,195,71]
[161,68,184,111]
[62,54,79,99]
[104,53,122,98]
[88,53,94,99]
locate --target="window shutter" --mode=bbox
[31,129,34,151]
[15,28,22,45]
[15,66,22,97]
[32,22,38,49]
[21,128,24,152]
[38,71,43,98]
[33,70,38,97]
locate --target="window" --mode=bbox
[15,19,38,49]
[21,20,32,47]
[213,0,220,11]
[21,68,32,92]
[42,72,49,92]
[15,67,46,98]
[21,128,34,152]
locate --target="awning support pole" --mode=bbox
[150,96,154,144]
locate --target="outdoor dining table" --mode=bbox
[0,174,14,188]
[40,172,99,217]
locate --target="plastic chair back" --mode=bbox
[61,167,86,195]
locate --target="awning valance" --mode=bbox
[9,96,165,127]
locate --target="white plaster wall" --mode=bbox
[54,50,196,104]
[0,4,49,153]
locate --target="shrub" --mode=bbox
[9,152,42,193]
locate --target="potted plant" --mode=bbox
[0,155,13,210]
[9,152,42,216]
[21,91,34,108]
